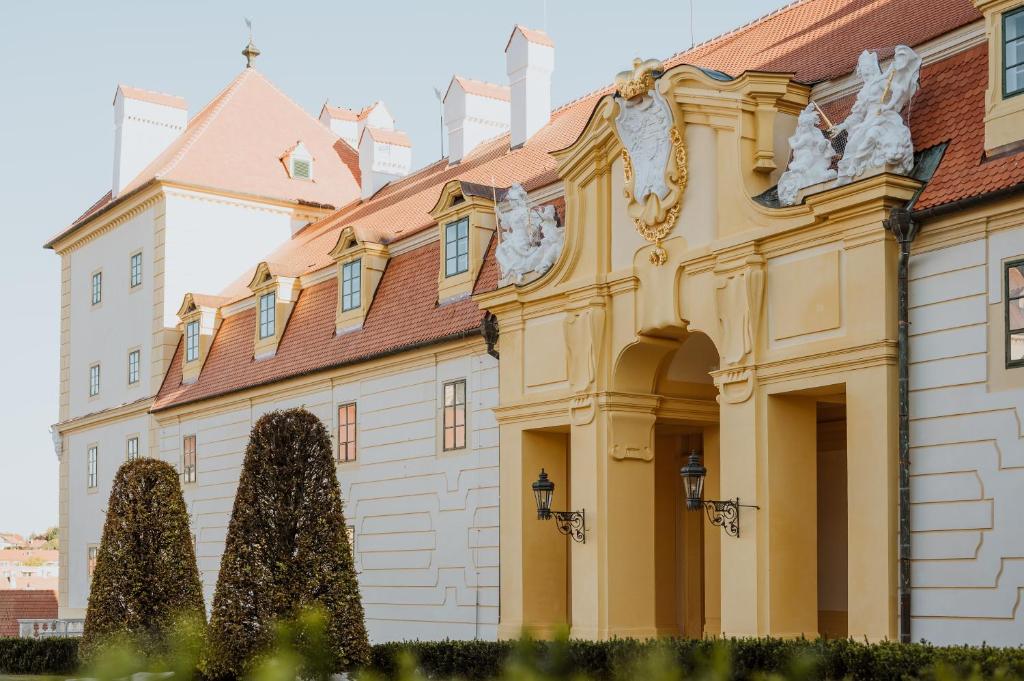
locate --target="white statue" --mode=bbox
[834,45,921,185]
[495,184,565,286]
[615,87,674,203]
[777,104,838,206]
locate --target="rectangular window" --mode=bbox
[91,271,102,305]
[89,364,100,397]
[341,259,362,312]
[346,525,356,555]
[87,546,98,579]
[1005,7,1024,97]
[130,252,143,288]
[259,292,276,339]
[1006,260,1024,367]
[338,402,357,462]
[444,218,470,277]
[87,446,98,488]
[183,435,197,484]
[185,320,200,362]
[442,379,467,451]
[126,436,139,461]
[128,349,140,384]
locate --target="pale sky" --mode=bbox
[0,0,790,536]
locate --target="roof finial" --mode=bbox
[242,17,260,68]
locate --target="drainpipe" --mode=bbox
[883,206,918,644]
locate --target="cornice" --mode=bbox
[54,397,154,434]
[51,188,164,255]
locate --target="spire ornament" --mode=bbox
[242,17,260,68]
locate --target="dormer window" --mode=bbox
[445,218,470,277]
[185,320,200,362]
[286,141,314,180]
[341,260,361,312]
[1005,7,1024,97]
[259,292,276,339]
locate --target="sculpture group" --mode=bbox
[777,45,922,206]
[495,184,565,286]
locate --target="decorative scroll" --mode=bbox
[703,500,741,537]
[552,510,586,543]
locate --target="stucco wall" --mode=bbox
[909,231,1024,645]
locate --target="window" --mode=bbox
[89,364,100,397]
[87,446,98,488]
[1006,260,1024,367]
[185,320,200,362]
[444,218,470,277]
[130,252,142,288]
[91,271,102,305]
[338,403,357,462]
[183,435,197,483]
[259,292,276,339]
[292,158,312,179]
[1005,7,1024,97]
[126,436,139,461]
[341,259,361,312]
[346,525,356,555]
[442,379,467,451]
[87,546,98,579]
[128,349,140,384]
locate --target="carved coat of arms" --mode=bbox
[614,58,687,265]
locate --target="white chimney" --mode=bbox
[505,26,554,148]
[358,126,412,199]
[443,76,510,163]
[320,101,396,151]
[112,84,187,197]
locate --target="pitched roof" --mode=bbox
[507,25,555,50]
[116,84,187,109]
[0,590,57,637]
[451,76,511,101]
[321,103,359,121]
[363,126,412,147]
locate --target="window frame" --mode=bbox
[183,434,197,484]
[341,259,362,312]
[338,402,357,463]
[128,349,141,385]
[185,320,200,363]
[126,436,139,461]
[442,379,468,451]
[259,292,276,339]
[291,157,312,180]
[444,218,470,277]
[87,445,98,488]
[91,270,102,306]
[1004,6,1024,99]
[129,251,143,289]
[89,363,100,397]
[87,545,98,579]
[1005,258,1024,368]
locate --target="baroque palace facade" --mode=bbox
[48,0,1024,645]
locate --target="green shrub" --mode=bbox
[0,637,79,674]
[204,408,370,679]
[79,458,205,663]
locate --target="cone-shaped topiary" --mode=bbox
[79,458,205,663]
[204,407,369,679]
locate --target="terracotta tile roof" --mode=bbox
[357,102,384,121]
[321,103,358,121]
[0,550,58,563]
[363,126,412,147]
[154,241,485,410]
[116,84,187,109]
[452,76,511,102]
[507,25,555,49]
[0,590,57,637]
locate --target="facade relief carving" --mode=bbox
[495,184,565,286]
[711,261,764,404]
[608,409,656,462]
[564,307,605,393]
[613,59,687,265]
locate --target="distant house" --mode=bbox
[0,533,25,549]
[0,590,57,637]
[0,550,59,591]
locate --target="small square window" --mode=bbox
[259,292,276,339]
[87,546,98,579]
[183,435,197,484]
[185,321,200,362]
[130,252,143,288]
[91,271,102,305]
[87,446,98,488]
[1006,260,1024,367]
[126,436,139,461]
[341,260,362,312]
[1004,7,1024,98]
[442,379,467,451]
[89,364,100,397]
[338,402,357,462]
[444,218,470,277]
[128,349,140,384]
[292,158,312,179]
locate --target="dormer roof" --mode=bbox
[177,292,230,319]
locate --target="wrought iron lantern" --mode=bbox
[679,450,757,538]
[531,468,586,543]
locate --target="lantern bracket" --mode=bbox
[551,509,586,543]
[701,498,758,538]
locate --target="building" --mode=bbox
[0,533,26,550]
[0,590,58,638]
[51,0,1024,646]
[0,549,59,591]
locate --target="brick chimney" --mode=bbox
[505,26,554,148]
[112,85,187,198]
[443,76,510,163]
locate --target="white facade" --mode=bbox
[909,217,1024,645]
[155,350,500,642]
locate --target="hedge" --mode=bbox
[6,636,1024,679]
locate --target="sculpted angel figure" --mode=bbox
[528,205,564,275]
[776,104,838,206]
[496,185,565,285]
[834,45,921,184]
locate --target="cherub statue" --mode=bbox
[834,45,921,184]
[496,185,535,285]
[528,205,565,275]
[777,104,837,206]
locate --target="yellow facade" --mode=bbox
[477,64,920,641]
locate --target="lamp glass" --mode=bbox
[680,451,707,511]
[532,468,555,520]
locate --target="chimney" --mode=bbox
[358,126,412,199]
[505,26,554,148]
[319,101,396,151]
[443,76,510,163]
[112,85,187,198]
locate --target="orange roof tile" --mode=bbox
[321,103,359,121]
[506,25,555,50]
[116,84,187,109]
[0,590,57,637]
[363,126,412,147]
[452,76,511,102]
